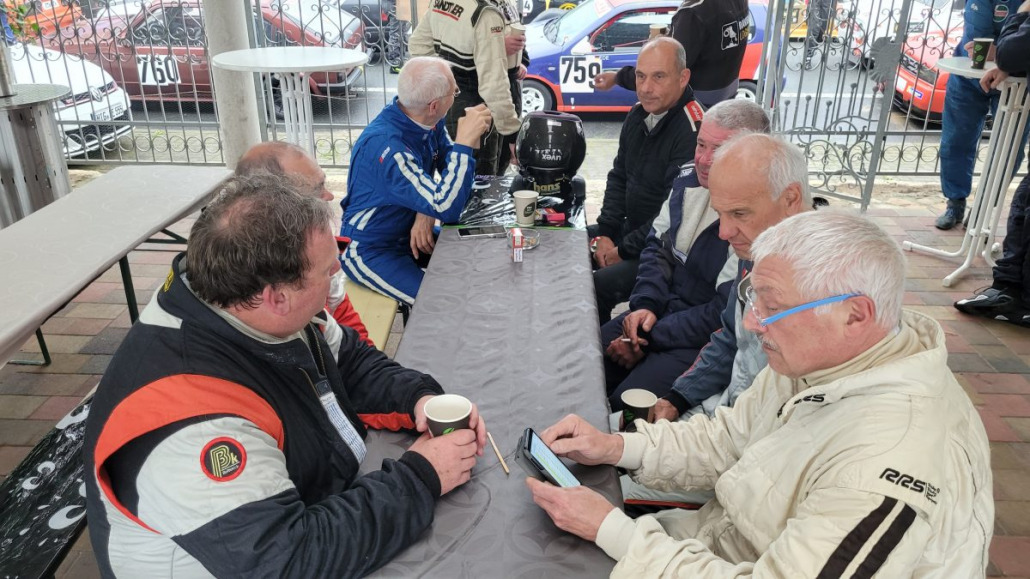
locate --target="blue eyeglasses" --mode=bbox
[745,284,860,327]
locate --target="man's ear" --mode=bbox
[844,295,877,333]
[680,68,691,89]
[263,284,291,316]
[781,183,805,214]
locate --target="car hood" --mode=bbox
[526,19,564,59]
[8,43,115,89]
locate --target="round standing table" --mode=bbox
[903,57,1030,287]
[211,46,368,155]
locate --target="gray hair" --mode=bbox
[234,141,309,178]
[713,133,812,206]
[704,100,771,134]
[642,36,686,72]
[751,209,906,329]
[235,141,322,199]
[397,56,454,109]
[186,174,334,309]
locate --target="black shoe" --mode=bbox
[935,199,966,230]
[955,286,1025,320]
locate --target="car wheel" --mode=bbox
[522,79,554,113]
[735,81,758,102]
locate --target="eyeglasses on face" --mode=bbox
[744,284,860,327]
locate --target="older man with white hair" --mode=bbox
[340,56,492,305]
[526,210,993,577]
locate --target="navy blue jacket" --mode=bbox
[996,11,1030,75]
[631,165,733,351]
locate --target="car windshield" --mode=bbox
[274,1,345,45]
[545,0,609,45]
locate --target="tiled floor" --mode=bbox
[2,198,1029,576]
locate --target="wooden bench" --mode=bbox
[0,165,230,577]
[346,281,402,350]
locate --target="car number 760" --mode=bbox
[135,55,181,86]
[559,55,602,93]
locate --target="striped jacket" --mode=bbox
[84,254,445,577]
[597,311,993,577]
[408,0,522,135]
[340,98,475,247]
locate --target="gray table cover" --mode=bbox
[363,228,619,577]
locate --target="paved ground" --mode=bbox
[3,164,1030,576]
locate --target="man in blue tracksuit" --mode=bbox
[937,0,1030,229]
[955,1,1030,323]
[341,57,491,305]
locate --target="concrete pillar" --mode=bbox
[203,0,260,170]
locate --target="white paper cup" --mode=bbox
[508,23,527,69]
[424,394,473,436]
[513,190,538,227]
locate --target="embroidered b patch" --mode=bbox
[201,437,247,482]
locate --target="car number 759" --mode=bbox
[136,55,181,86]
[559,55,602,93]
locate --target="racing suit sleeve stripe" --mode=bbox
[392,150,471,219]
[94,375,284,531]
[851,504,918,579]
[815,496,898,579]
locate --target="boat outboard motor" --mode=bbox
[510,111,587,212]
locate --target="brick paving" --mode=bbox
[2,189,1029,576]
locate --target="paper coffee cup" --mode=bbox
[649,23,665,39]
[971,37,993,70]
[424,394,472,437]
[508,23,526,69]
[513,189,538,227]
[621,389,657,430]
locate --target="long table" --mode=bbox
[363,227,619,576]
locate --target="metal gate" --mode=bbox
[757,0,970,208]
[9,0,410,166]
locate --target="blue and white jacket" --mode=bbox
[631,164,736,352]
[341,98,476,248]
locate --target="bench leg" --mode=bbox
[146,228,188,245]
[8,328,53,366]
[119,256,140,324]
[399,303,411,326]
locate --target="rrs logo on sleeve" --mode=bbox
[201,437,247,482]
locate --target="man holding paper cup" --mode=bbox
[85,176,488,577]
[935,0,1030,230]
[527,211,993,577]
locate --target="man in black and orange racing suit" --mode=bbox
[83,175,487,578]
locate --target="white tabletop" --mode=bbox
[936,56,1001,80]
[211,46,368,74]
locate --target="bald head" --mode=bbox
[236,142,331,201]
[635,36,690,114]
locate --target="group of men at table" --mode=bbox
[80,40,993,579]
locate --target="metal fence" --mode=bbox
[9,0,412,166]
[758,0,1006,207]
[4,0,1006,182]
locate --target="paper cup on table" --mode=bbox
[513,189,538,227]
[971,38,993,70]
[424,394,472,436]
[621,389,657,430]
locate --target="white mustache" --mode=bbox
[759,337,779,352]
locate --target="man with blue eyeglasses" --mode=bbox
[525,211,993,576]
